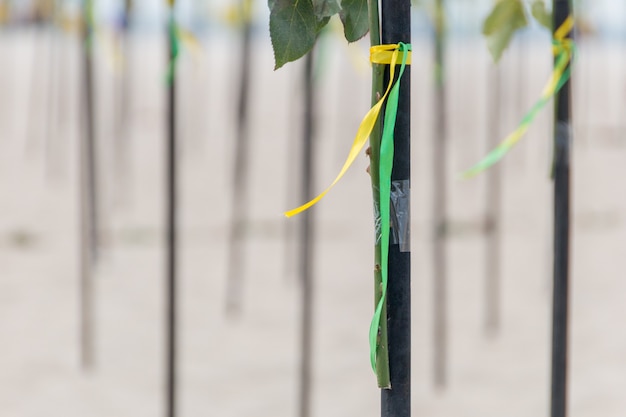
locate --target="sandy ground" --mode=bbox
[0,22,626,417]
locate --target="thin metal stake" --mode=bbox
[165,13,178,417]
[298,51,315,417]
[432,0,447,390]
[550,2,572,417]
[225,9,253,315]
[485,64,502,335]
[79,0,97,371]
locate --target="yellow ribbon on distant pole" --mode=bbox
[222,0,254,27]
[284,44,412,218]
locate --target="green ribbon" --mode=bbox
[369,42,410,372]
[85,0,95,53]
[166,12,180,85]
[462,36,575,178]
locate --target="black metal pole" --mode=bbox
[380,0,411,415]
[165,12,178,417]
[56,0,73,171]
[25,5,45,155]
[114,0,133,206]
[225,8,253,315]
[550,2,572,417]
[45,1,60,177]
[485,64,501,335]
[84,0,99,265]
[298,50,315,417]
[284,71,301,283]
[432,0,447,389]
[79,0,96,371]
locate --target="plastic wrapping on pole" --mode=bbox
[380,0,411,415]
[551,1,572,417]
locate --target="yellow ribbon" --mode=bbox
[178,28,204,61]
[370,44,412,65]
[284,44,411,218]
[222,0,254,27]
[554,15,574,44]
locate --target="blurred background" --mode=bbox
[0,0,625,416]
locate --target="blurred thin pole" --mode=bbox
[484,64,501,335]
[79,0,96,370]
[84,0,99,265]
[165,6,178,417]
[45,0,60,177]
[432,0,447,390]
[284,69,300,283]
[225,1,253,315]
[550,1,572,417]
[298,50,315,417]
[113,0,133,206]
[57,0,74,165]
[25,3,49,155]
[515,32,528,169]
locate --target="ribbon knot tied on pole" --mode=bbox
[462,16,575,178]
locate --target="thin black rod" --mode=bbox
[284,69,302,283]
[550,2,572,417]
[298,51,315,417]
[45,5,60,177]
[485,64,501,335]
[25,13,45,155]
[165,16,178,417]
[57,0,73,170]
[79,0,96,370]
[432,0,447,389]
[515,34,526,133]
[114,0,133,206]
[380,0,411,415]
[84,2,99,264]
[225,12,253,315]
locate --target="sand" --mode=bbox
[0,23,625,417]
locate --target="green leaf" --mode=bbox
[269,0,318,69]
[339,0,369,42]
[482,0,528,62]
[531,0,552,30]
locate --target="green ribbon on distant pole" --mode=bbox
[85,0,95,53]
[165,9,180,85]
[463,16,575,178]
[369,42,410,372]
